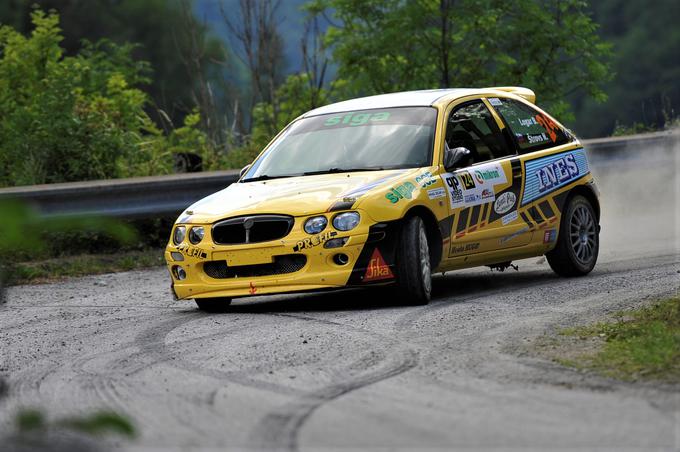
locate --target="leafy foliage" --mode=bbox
[0,10,174,186]
[309,0,612,120]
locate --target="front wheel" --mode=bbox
[395,216,432,305]
[195,297,232,312]
[546,195,599,276]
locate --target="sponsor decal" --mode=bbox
[444,174,463,204]
[522,149,589,206]
[494,192,517,214]
[324,111,390,127]
[519,117,538,127]
[293,231,338,252]
[427,187,446,199]
[443,162,507,209]
[249,282,257,295]
[415,171,437,188]
[488,97,503,106]
[363,248,394,282]
[343,197,356,203]
[543,229,557,244]
[527,133,549,144]
[176,244,208,259]
[450,242,480,254]
[536,154,579,192]
[500,226,530,244]
[501,210,518,225]
[459,171,476,189]
[385,182,416,203]
[535,113,559,143]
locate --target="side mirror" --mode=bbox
[444,146,472,171]
[239,164,252,178]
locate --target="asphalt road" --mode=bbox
[1,144,679,451]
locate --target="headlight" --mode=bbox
[189,226,204,244]
[173,226,186,245]
[333,212,360,231]
[304,216,328,234]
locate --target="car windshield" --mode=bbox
[242,107,437,181]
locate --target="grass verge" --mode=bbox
[557,296,680,382]
[4,249,165,285]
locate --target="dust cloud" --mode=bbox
[590,132,680,262]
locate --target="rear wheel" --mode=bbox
[195,297,232,312]
[395,216,432,305]
[546,195,599,276]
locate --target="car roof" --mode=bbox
[302,89,478,117]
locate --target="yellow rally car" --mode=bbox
[166,87,600,311]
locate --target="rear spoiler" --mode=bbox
[486,86,536,104]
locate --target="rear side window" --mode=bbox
[489,98,571,153]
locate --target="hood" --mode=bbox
[182,169,416,223]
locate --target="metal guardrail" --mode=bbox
[0,130,677,219]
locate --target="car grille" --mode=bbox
[212,215,294,245]
[203,254,307,279]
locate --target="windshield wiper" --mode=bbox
[302,167,385,176]
[241,174,295,182]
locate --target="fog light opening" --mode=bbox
[172,265,187,280]
[333,253,349,266]
[324,237,348,249]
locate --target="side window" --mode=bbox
[490,98,571,153]
[446,100,513,164]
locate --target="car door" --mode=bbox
[485,96,576,247]
[441,99,531,258]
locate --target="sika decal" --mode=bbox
[293,231,338,252]
[543,229,557,244]
[427,188,446,199]
[494,192,516,215]
[385,182,416,203]
[501,211,518,225]
[176,244,208,259]
[522,149,589,206]
[443,162,507,209]
[500,226,530,244]
[451,242,480,254]
[363,248,394,282]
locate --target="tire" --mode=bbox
[395,216,432,305]
[195,297,232,312]
[546,195,599,276]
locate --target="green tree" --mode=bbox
[1,0,228,126]
[570,0,680,136]
[309,0,612,120]
[0,10,173,186]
